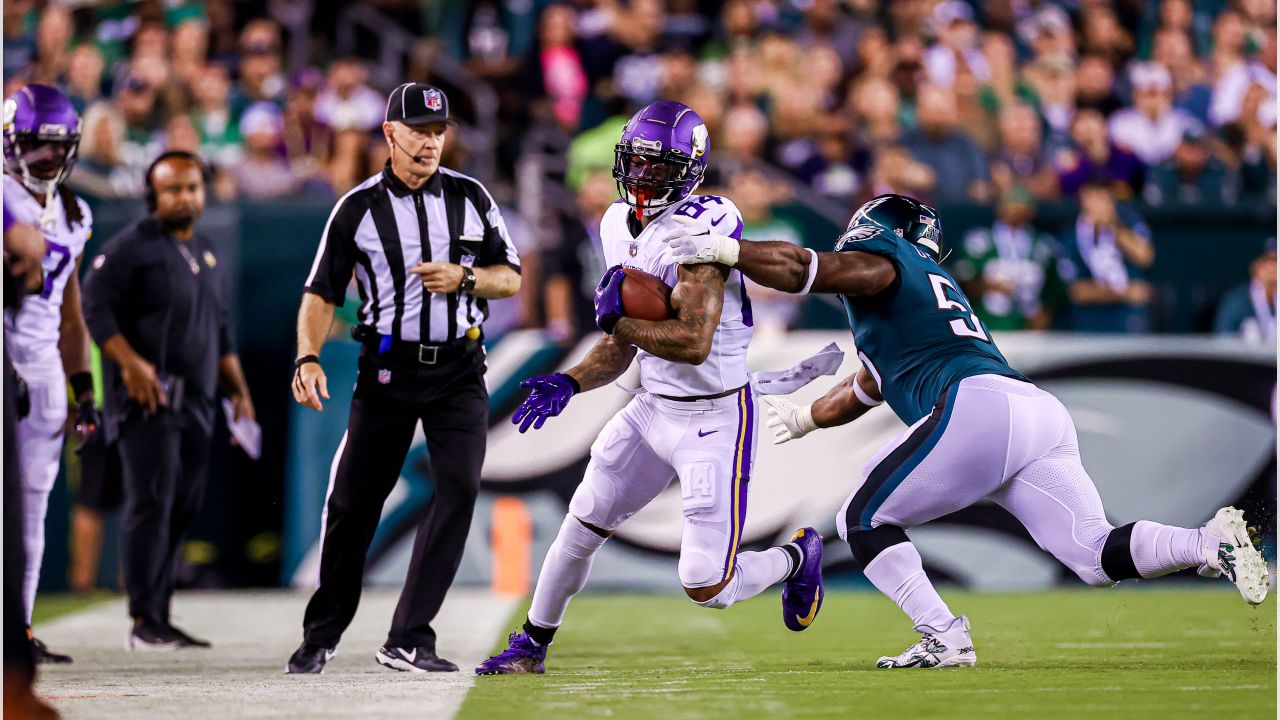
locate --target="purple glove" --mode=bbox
[594,264,626,334]
[512,373,580,433]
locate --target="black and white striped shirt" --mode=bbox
[304,164,520,343]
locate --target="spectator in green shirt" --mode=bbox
[951,187,1065,331]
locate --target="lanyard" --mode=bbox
[1076,217,1128,292]
[1248,279,1275,341]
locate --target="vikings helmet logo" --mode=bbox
[691,123,708,158]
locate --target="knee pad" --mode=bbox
[846,525,910,570]
[678,547,727,590]
[691,571,742,610]
[568,460,624,531]
[558,515,609,560]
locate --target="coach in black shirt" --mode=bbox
[287,84,520,674]
[82,151,254,650]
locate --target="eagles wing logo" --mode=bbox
[423,89,443,111]
[835,225,879,251]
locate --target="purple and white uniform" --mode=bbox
[563,193,759,594]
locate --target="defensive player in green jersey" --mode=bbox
[663,194,1270,669]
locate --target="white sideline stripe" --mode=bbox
[33,589,516,720]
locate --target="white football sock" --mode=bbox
[694,547,792,609]
[863,542,956,631]
[1129,520,1202,578]
[526,515,608,630]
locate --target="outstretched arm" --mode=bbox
[511,333,638,433]
[763,367,884,445]
[612,263,728,365]
[662,218,896,297]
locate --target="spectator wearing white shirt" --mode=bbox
[1209,26,1277,129]
[923,1,990,89]
[1108,62,1202,166]
[314,58,384,132]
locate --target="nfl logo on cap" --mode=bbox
[424,89,443,111]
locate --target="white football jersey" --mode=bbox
[3,173,93,360]
[600,194,753,397]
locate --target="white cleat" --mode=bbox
[1200,507,1269,605]
[876,615,976,669]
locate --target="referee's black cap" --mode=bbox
[385,83,458,126]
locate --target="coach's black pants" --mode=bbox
[303,348,488,650]
[118,400,213,625]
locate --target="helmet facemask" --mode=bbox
[4,132,79,196]
[613,142,702,216]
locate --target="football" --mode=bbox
[619,268,674,321]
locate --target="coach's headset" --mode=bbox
[144,150,212,212]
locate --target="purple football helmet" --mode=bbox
[613,100,709,213]
[3,84,81,195]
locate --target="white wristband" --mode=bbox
[799,248,818,294]
[796,404,818,433]
[852,381,883,407]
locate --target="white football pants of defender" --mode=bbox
[838,373,1208,616]
[13,353,69,625]
[528,387,794,630]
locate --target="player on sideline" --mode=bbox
[476,101,823,675]
[663,193,1270,669]
[2,85,97,664]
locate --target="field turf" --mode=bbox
[460,588,1275,720]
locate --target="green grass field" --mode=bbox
[460,588,1275,720]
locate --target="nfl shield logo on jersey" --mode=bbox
[378,369,392,385]
[629,242,638,257]
[424,89,443,111]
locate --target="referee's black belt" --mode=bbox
[353,327,480,366]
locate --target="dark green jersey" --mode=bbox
[837,226,1028,425]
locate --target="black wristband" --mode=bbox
[599,313,620,335]
[460,266,477,294]
[294,354,320,369]
[558,373,581,394]
[69,372,94,401]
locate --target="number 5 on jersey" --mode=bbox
[927,272,989,341]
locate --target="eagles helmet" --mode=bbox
[613,100,709,215]
[847,194,945,260]
[3,84,81,195]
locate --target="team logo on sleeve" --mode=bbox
[835,225,879,251]
[423,89,443,111]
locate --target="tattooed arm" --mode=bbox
[564,334,638,392]
[612,263,727,365]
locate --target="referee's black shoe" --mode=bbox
[375,645,459,673]
[30,633,73,664]
[286,642,335,674]
[168,623,211,648]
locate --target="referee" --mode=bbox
[287,84,520,674]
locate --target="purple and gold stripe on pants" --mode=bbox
[721,386,754,581]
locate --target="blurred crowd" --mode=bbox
[2,0,1276,338]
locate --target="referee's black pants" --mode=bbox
[303,346,488,651]
[118,400,213,625]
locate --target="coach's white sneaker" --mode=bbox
[876,615,976,669]
[1199,507,1269,605]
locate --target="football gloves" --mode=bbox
[661,215,741,267]
[512,373,579,433]
[762,395,818,445]
[593,264,626,334]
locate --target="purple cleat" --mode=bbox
[475,631,547,675]
[782,527,824,631]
